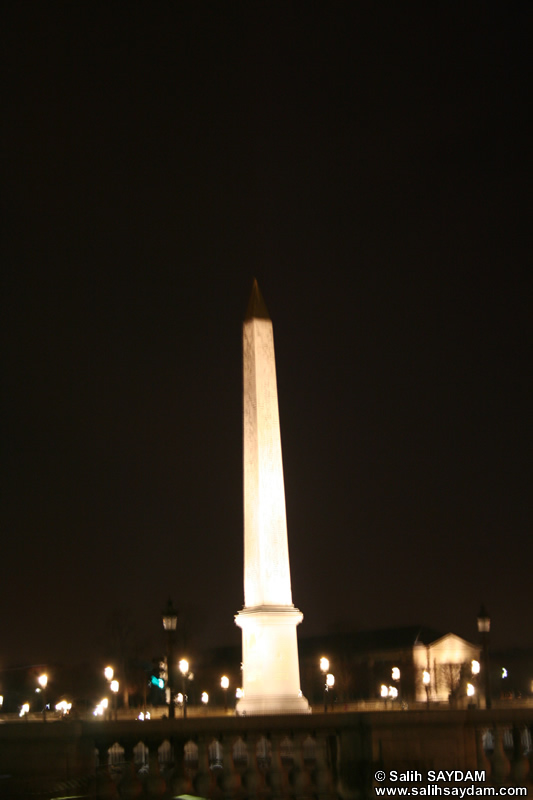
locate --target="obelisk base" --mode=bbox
[235,606,310,715]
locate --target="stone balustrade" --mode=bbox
[0,708,531,799]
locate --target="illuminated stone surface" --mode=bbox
[235,281,309,715]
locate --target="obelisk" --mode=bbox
[235,280,309,715]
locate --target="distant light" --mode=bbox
[179,659,189,676]
[326,673,335,688]
[502,667,508,678]
[388,686,398,699]
[94,697,108,716]
[0,695,3,707]
[422,670,430,685]
[38,674,48,689]
[19,703,30,717]
[380,684,388,698]
[236,688,244,699]
[104,666,114,681]
[221,675,229,690]
[391,667,400,681]
[471,660,480,675]
[467,683,475,697]
[320,657,329,673]
[201,692,209,704]
[177,693,184,704]
[110,680,119,693]
[55,700,72,715]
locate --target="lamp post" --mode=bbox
[110,680,119,721]
[162,599,178,719]
[392,667,401,705]
[38,674,48,721]
[221,675,229,712]
[320,657,329,712]
[422,670,430,708]
[179,659,189,718]
[326,672,335,711]
[477,605,491,709]
[104,667,114,720]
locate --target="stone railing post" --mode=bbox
[145,746,166,798]
[243,734,261,800]
[118,739,143,800]
[490,727,511,786]
[289,733,309,800]
[510,726,530,785]
[91,737,119,800]
[475,727,491,777]
[336,724,371,800]
[221,734,240,800]
[268,733,286,800]
[171,737,191,798]
[313,732,333,800]
[194,735,212,799]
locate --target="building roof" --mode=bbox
[299,626,446,657]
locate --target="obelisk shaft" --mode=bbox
[243,304,292,607]
[236,281,309,715]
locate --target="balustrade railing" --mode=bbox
[0,708,531,799]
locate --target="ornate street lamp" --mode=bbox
[477,605,491,709]
[422,669,430,708]
[38,674,48,722]
[220,675,229,712]
[320,657,329,712]
[110,680,119,721]
[162,599,178,719]
[179,659,189,718]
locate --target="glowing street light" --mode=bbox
[221,675,229,712]
[320,657,330,712]
[104,666,114,682]
[110,679,119,721]
[38,674,48,721]
[380,684,389,698]
[55,700,72,716]
[423,669,430,708]
[179,659,189,718]
[467,683,475,697]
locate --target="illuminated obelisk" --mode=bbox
[235,280,309,715]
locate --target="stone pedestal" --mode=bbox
[235,605,309,715]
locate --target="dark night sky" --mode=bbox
[1,3,531,670]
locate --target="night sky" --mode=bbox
[2,3,531,670]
